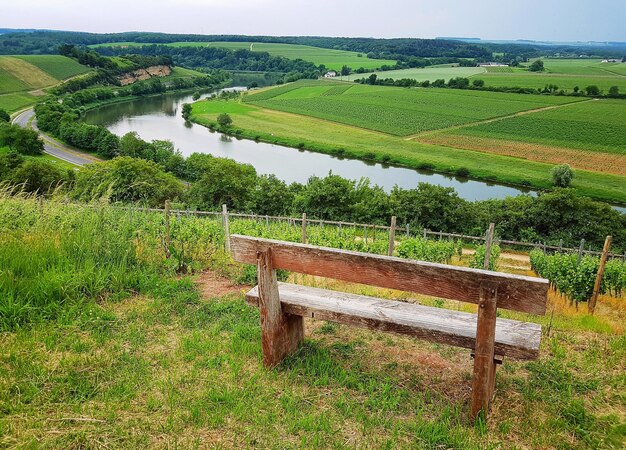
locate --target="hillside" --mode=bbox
[0,194,623,448]
[0,55,91,113]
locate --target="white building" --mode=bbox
[323,71,337,78]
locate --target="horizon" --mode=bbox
[2,0,625,42]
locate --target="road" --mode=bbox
[12,109,101,166]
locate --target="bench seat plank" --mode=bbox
[246,283,542,360]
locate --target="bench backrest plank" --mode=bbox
[230,235,549,315]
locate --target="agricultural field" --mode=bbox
[345,59,626,92]
[90,41,397,71]
[243,80,581,136]
[0,55,91,113]
[418,99,626,176]
[190,87,626,204]
[343,65,487,82]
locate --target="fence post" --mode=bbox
[388,216,396,256]
[423,228,427,240]
[265,215,269,229]
[164,200,171,258]
[363,225,367,242]
[483,223,495,271]
[222,204,231,254]
[589,235,612,314]
[301,213,307,244]
[406,223,410,238]
[577,238,585,265]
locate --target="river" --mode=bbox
[85,90,539,202]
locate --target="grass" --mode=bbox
[0,92,38,113]
[14,55,91,80]
[243,80,581,137]
[190,83,626,204]
[344,59,626,92]
[0,195,624,448]
[90,41,397,71]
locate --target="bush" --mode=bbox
[10,160,70,195]
[551,164,575,187]
[0,109,10,123]
[455,167,470,178]
[217,113,233,128]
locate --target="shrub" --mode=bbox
[551,164,575,187]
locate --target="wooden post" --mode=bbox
[164,200,171,258]
[363,225,367,242]
[589,235,612,314]
[301,213,307,244]
[577,238,585,265]
[265,215,269,229]
[483,223,495,271]
[470,284,498,420]
[222,204,231,254]
[388,216,396,256]
[406,224,410,238]
[257,248,304,368]
[423,228,427,240]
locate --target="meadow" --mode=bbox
[243,80,581,136]
[0,194,624,448]
[418,99,626,176]
[91,41,397,71]
[191,91,626,204]
[0,55,91,113]
[343,65,487,82]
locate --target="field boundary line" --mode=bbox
[405,98,594,141]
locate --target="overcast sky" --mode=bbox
[3,0,625,42]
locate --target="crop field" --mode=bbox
[343,66,487,82]
[418,99,626,176]
[243,80,581,136]
[14,55,91,80]
[343,59,626,92]
[191,92,626,204]
[91,41,397,71]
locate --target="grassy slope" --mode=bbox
[15,55,91,80]
[1,197,624,448]
[190,98,626,204]
[344,66,487,81]
[90,41,397,71]
[0,146,77,171]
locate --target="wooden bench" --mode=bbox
[230,235,549,420]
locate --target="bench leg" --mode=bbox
[257,248,304,368]
[470,284,498,421]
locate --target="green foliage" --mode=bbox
[528,59,545,72]
[0,108,10,122]
[10,160,71,195]
[396,238,461,263]
[217,112,232,128]
[530,250,626,302]
[0,123,44,155]
[470,244,501,271]
[181,103,192,121]
[72,157,184,206]
[552,164,575,187]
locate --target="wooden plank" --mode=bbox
[256,250,304,368]
[231,235,549,315]
[246,283,541,360]
[589,235,612,314]
[222,204,231,254]
[470,285,498,420]
[388,216,396,256]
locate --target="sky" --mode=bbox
[2,0,625,42]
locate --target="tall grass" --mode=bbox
[0,192,164,331]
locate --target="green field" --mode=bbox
[90,41,397,71]
[243,80,582,136]
[191,85,626,204]
[14,55,91,80]
[344,59,626,92]
[344,66,487,82]
[0,55,92,113]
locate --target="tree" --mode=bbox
[251,174,295,215]
[551,164,575,187]
[585,85,600,96]
[72,157,184,206]
[0,109,10,123]
[472,79,485,88]
[367,74,377,85]
[192,91,201,101]
[608,86,619,98]
[11,160,69,195]
[528,60,544,72]
[341,65,351,76]
[217,113,232,128]
[181,103,192,121]
[0,125,44,155]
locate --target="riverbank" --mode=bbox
[189,98,626,206]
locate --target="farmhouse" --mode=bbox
[601,58,620,63]
[323,70,337,78]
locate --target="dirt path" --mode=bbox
[195,270,246,298]
[404,98,594,141]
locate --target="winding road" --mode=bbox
[11,109,100,166]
